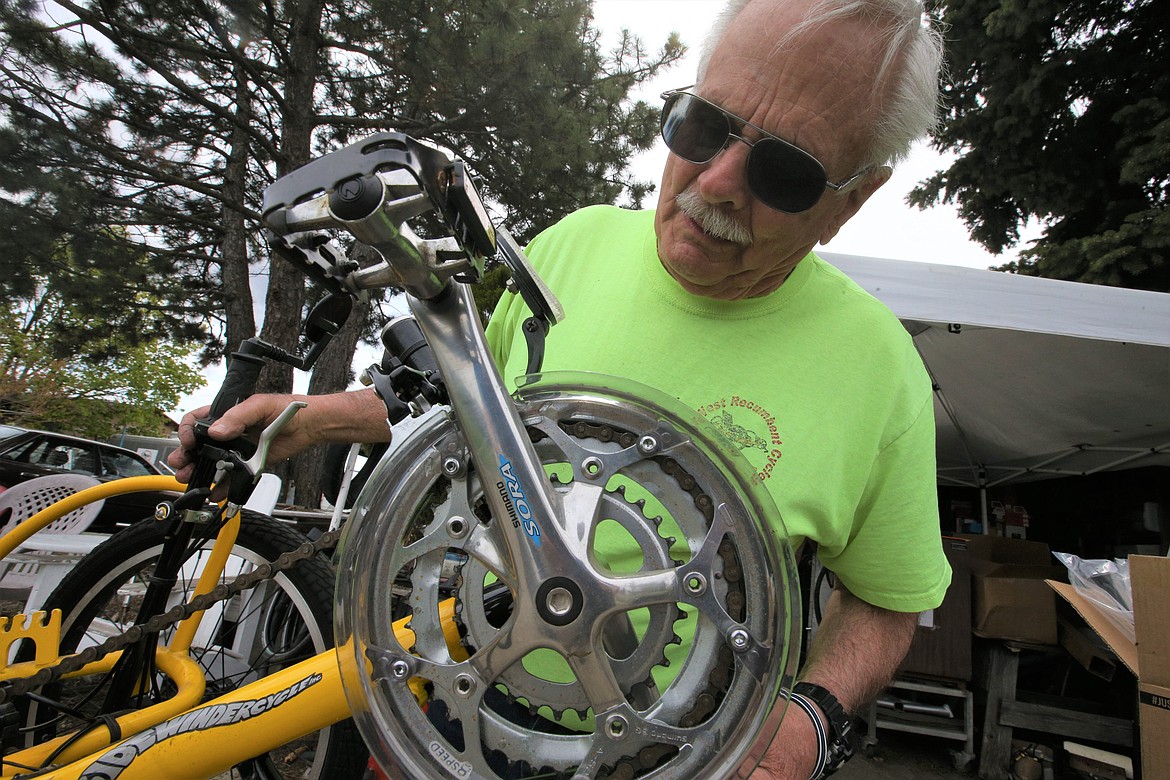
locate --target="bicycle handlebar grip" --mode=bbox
[185,350,265,492]
[209,351,266,421]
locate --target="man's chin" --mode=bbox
[662,259,733,296]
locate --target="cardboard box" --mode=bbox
[1050,555,1170,779]
[1058,615,1118,681]
[899,537,972,680]
[959,534,1064,645]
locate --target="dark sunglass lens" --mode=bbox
[662,94,729,163]
[748,139,828,213]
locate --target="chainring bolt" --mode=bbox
[684,572,707,595]
[447,515,469,539]
[581,456,604,479]
[637,435,658,453]
[390,660,410,680]
[728,627,751,652]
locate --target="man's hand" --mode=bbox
[751,699,823,779]
[168,388,391,484]
[750,582,921,779]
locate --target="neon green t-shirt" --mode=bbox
[487,205,950,612]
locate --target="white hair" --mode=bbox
[695,0,945,169]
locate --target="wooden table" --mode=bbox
[977,640,1135,779]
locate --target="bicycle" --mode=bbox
[1,132,801,780]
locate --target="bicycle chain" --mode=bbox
[0,525,343,706]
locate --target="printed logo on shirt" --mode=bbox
[698,396,783,481]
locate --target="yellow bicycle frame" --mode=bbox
[0,475,446,779]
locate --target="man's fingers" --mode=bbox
[169,394,309,483]
[207,395,287,440]
[176,406,211,449]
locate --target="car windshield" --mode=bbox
[0,424,23,444]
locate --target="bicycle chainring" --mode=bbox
[335,374,801,780]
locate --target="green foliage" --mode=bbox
[0,245,204,439]
[912,0,1169,291]
[0,21,218,348]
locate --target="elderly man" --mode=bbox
[172,0,950,777]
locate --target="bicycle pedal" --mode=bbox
[0,609,62,674]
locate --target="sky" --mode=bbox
[173,0,1036,415]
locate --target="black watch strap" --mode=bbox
[793,681,855,776]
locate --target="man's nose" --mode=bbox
[696,139,752,210]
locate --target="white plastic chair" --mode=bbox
[0,474,108,611]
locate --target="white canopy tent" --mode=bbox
[822,252,1170,523]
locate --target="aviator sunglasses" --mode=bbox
[660,87,875,214]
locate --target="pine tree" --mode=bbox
[1,0,683,503]
[911,0,1168,291]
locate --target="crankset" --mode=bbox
[335,373,801,780]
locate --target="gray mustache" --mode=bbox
[675,189,753,246]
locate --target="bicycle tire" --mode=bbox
[20,511,367,780]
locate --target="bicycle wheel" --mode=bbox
[19,511,367,780]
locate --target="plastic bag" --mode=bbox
[1053,552,1135,644]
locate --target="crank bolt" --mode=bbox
[546,587,574,617]
[684,573,707,595]
[604,714,628,740]
[637,435,658,454]
[390,660,410,680]
[442,457,462,477]
[728,628,751,652]
[454,674,476,697]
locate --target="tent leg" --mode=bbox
[979,470,990,534]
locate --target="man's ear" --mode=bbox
[818,167,892,245]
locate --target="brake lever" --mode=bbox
[211,401,309,518]
[246,401,308,475]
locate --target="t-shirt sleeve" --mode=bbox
[818,386,952,613]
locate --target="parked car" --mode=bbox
[0,425,179,533]
[106,433,183,473]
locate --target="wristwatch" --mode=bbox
[793,681,855,776]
